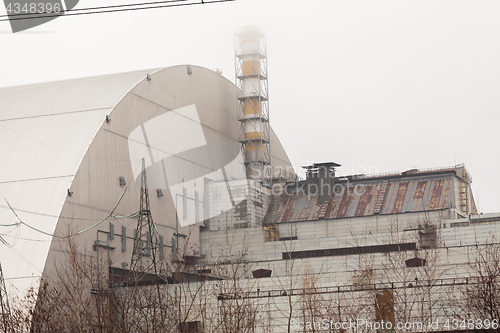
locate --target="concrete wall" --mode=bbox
[194,210,500,331]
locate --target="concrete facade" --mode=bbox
[190,168,499,332]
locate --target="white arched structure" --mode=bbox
[0,65,292,300]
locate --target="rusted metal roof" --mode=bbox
[265,171,467,224]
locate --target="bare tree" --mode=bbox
[210,222,258,333]
[463,235,500,332]
[345,212,449,332]
[271,222,303,333]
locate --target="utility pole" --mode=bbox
[0,263,12,333]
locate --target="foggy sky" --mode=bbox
[1,0,499,213]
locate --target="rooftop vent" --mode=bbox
[252,269,272,279]
[301,162,340,203]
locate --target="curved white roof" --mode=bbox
[0,66,293,298]
[0,69,160,293]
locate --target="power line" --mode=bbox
[0,186,131,238]
[0,160,143,239]
[4,0,191,17]
[0,0,235,22]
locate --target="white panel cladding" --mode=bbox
[0,65,295,310]
[138,104,207,165]
[0,69,148,296]
[0,69,157,120]
[0,177,72,294]
[0,110,111,182]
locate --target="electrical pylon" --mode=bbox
[0,263,12,333]
[130,158,166,282]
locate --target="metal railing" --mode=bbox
[337,164,466,181]
[217,276,480,300]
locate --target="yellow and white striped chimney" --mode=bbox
[235,26,270,181]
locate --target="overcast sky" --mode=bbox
[1,0,499,213]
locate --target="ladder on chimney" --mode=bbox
[374,180,389,215]
[318,203,329,219]
[460,173,470,215]
[264,224,277,242]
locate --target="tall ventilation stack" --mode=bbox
[235,26,270,181]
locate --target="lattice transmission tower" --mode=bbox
[0,263,12,333]
[130,158,166,282]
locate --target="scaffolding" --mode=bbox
[235,26,271,182]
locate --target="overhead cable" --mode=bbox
[0,159,144,240]
[0,0,235,22]
[1,188,135,239]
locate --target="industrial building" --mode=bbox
[0,26,499,332]
[199,162,500,331]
